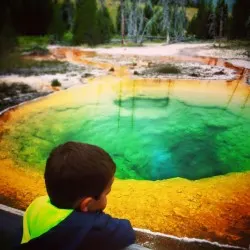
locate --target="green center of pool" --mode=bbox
[6,83,250,180]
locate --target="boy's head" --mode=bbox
[44,142,116,212]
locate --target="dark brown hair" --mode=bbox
[44,141,116,208]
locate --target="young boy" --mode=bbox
[19,141,136,250]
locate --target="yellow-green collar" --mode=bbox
[22,196,73,243]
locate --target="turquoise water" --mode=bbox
[6,83,250,181]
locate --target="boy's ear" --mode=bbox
[79,197,94,212]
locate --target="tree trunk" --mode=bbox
[166,32,170,44]
[162,0,170,44]
[219,7,224,48]
[121,0,125,45]
[219,13,223,48]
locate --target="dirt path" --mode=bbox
[73,42,249,70]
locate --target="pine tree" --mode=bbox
[116,4,122,34]
[207,0,216,39]
[96,6,114,44]
[208,8,217,39]
[11,0,53,35]
[49,1,66,42]
[188,14,198,36]
[0,14,16,58]
[73,0,98,45]
[62,0,74,31]
[0,1,17,57]
[215,0,229,38]
[144,2,154,21]
[151,0,160,5]
[188,0,213,39]
[246,16,250,39]
[230,0,250,39]
[198,0,210,38]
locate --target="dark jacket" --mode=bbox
[18,197,135,250]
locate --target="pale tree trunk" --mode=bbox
[162,0,170,44]
[121,0,125,45]
[219,19,223,47]
[133,0,144,44]
[219,8,223,48]
[134,5,138,43]
[166,32,170,44]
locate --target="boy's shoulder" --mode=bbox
[74,211,135,247]
[70,211,136,249]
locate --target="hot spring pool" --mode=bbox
[1,77,249,181]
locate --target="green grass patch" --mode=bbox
[18,36,50,55]
[18,36,49,49]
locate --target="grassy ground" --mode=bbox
[0,35,86,75]
[214,40,250,50]
[0,51,85,78]
[18,36,49,48]
[212,40,250,57]
[0,52,69,76]
[17,36,50,54]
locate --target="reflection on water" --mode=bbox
[1,77,249,181]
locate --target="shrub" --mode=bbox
[51,79,61,87]
[63,31,73,45]
[153,64,181,74]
